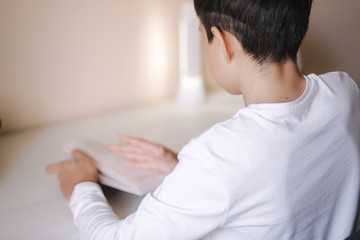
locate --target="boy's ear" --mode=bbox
[211,26,233,64]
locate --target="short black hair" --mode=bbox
[194,0,312,64]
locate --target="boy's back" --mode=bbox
[178,71,360,239]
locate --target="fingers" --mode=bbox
[109,144,147,156]
[124,159,172,174]
[46,160,73,174]
[118,134,160,153]
[47,150,94,175]
[114,134,178,174]
[110,143,159,164]
[124,160,155,171]
[118,152,150,162]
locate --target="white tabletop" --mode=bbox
[0,90,244,240]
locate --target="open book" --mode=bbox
[63,139,166,196]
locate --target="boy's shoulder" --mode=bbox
[182,110,258,157]
[317,71,351,80]
[316,71,358,90]
[313,71,359,102]
[180,71,359,164]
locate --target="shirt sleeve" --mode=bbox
[69,181,124,239]
[69,139,228,240]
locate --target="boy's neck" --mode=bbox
[240,60,306,107]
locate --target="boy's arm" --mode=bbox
[69,182,123,239]
[67,155,227,240]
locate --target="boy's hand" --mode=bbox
[46,149,98,200]
[110,134,179,175]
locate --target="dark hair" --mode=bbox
[194,0,312,64]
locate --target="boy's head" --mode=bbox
[194,0,313,65]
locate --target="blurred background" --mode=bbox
[0,0,359,133]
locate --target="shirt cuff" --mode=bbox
[69,181,106,218]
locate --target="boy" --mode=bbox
[47,0,360,239]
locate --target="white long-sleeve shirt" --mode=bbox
[70,72,360,239]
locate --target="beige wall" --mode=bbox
[1,0,359,133]
[0,0,185,132]
[302,0,360,85]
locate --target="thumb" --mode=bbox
[46,162,61,174]
[72,149,93,164]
